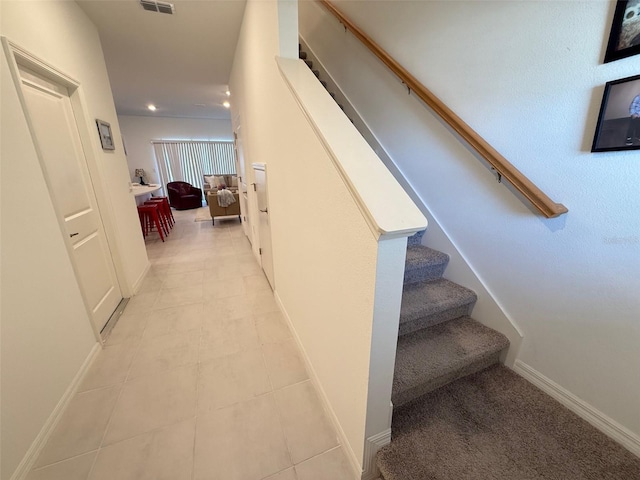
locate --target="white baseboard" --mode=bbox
[274,292,364,479]
[10,342,102,480]
[361,429,391,480]
[512,360,640,458]
[131,261,151,294]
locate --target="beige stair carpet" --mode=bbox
[378,365,640,480]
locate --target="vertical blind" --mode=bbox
[152,141,236,192]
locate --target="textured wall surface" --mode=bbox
[1,2,148,477]
[300,0,640,438]
[229,0,405,468]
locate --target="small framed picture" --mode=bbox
[96,119,115,150]
[604,0,640,63]
[592,74,640,152]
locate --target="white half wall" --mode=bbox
[296,36,524,366]
[118,115,233,185]
[1,2,148,477]
[229,1,424,474]
[299,0,640,441]
[230,2,377,469]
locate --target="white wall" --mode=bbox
[1,2,148,478]
[296,35,524,367]
[230,1,422,473]
[300,0,640,441]
[1,50,97,480]
[118,115,233,185]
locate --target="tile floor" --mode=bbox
[27,207,357,480]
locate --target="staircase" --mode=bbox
[298,45,352,122]
[298,43,509,409]
[296,43,640,480]
[391,230,509,412]
[298,44,510,478]
[379,232,509,478]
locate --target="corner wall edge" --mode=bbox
[9,343,102,480]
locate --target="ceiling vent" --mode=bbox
[140,0,174,15]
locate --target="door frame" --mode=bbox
[2,38,130,341]
[251,162,275,289]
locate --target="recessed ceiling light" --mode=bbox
[147,104,157,111]
[225,90,231,96]
[223,101,230,108]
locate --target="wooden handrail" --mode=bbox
[317,0,568,218]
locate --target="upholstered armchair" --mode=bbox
[206,191,241,225]
[166,181,202,210]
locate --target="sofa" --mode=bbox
[202,174,239,196]
[206,191,241,225]
[167,181,202,210]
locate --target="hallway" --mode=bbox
[26,208,356,480]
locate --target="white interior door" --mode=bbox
[18,65,122,332]
[252,163,275,289]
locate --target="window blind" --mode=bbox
[152,141,236,192]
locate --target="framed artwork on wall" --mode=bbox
[604,0,640,63]
[592,74,640,152]
[96,119,115,151]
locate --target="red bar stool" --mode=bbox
[150,196,174,226]
[149,197,176,228]
[144,200,171,236]
[137,204,165,242]
[137,206,149,238]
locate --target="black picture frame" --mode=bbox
[604,0,640,63]
[592,74,640,152]
[96,119,115,151]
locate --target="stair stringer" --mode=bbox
[299,34,523,367]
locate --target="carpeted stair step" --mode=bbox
[378,364,640,480]
[312,69,320,78]
[407,229,425,247]
[404,245,449,285]
[400,278,476,336]
[298,51,307,60]
[304,59,313,68]
[392,316,509,409]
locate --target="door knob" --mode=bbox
[260,208,268,213]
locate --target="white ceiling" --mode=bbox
[77,0,247,120]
